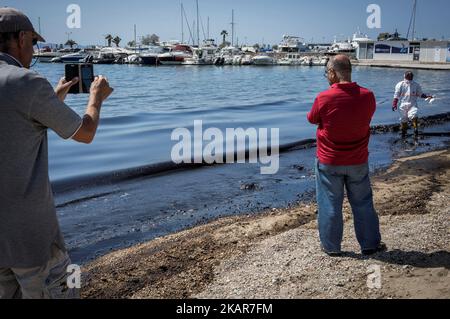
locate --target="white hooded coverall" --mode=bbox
[394,80,423,123]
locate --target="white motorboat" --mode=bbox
[278,58,304,66]
[241,54,254,65]
[218,46,242,65]
[331,36,355,53]
[126,54,141,64]
[33,51,63,63]
[278,53,306,66]
[252,55,275,65]
[52,51,91,63]
[277,35,307,53]
[34,47,81,63]
[136,46,164,65]
[158,44,192,65]
[312,57,329,66]
[232,55,243,65]
[278,58,292,66]
[301,57,313,66]
[93,48,122,64]
[182,45,217,65]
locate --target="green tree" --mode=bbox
[377,32,390,41]
[141,34,160,46]
[149,34,160,44]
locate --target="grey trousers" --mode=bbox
[0,244,80,299]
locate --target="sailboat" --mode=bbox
[180,0,218,65]
[183,40,217,65]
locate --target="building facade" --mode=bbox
[356,40,450,64]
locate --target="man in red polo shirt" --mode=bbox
[307,55,386,257]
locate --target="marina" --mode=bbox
[34,37,333,67]
[33,30,449,70]
[32,0,449,69]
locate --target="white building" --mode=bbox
[356,40,450,64]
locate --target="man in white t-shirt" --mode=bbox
[392,71,433,138]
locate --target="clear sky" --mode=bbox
[2,0,450,46]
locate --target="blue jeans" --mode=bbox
[315,159,382,253]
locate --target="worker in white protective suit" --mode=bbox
[392,71,433,138]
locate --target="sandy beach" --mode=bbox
[81,147,450,299]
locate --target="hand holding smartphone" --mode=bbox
[65,63,94,94]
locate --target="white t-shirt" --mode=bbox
[394,80,423,108]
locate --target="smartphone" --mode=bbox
[65,63,94,94]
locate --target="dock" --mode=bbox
[353,60,450,71]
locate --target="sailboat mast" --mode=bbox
[134,24,137,54]
[407,0,418,41]
[231,9,235,47]
[193,20,196,46]
[181,3,184,43]
[196,0,200,47]
[412,0,417,40]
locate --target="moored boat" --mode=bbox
[158,44,192,65]
[140,54,159,66]
[252,55,275,65]
[52,50,92,63]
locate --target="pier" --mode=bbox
[353,60,450,71]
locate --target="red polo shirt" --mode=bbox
[307,82,376,166]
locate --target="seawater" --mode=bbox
[33,63,450,183]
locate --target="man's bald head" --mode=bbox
[328,55,352,82]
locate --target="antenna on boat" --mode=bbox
[406,0,417,40]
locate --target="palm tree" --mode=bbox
[65,39,77,49]
[105,34,113,47]
[112,36,122,47]
[220,30,228,45]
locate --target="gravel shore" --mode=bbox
[82,149,450,299]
